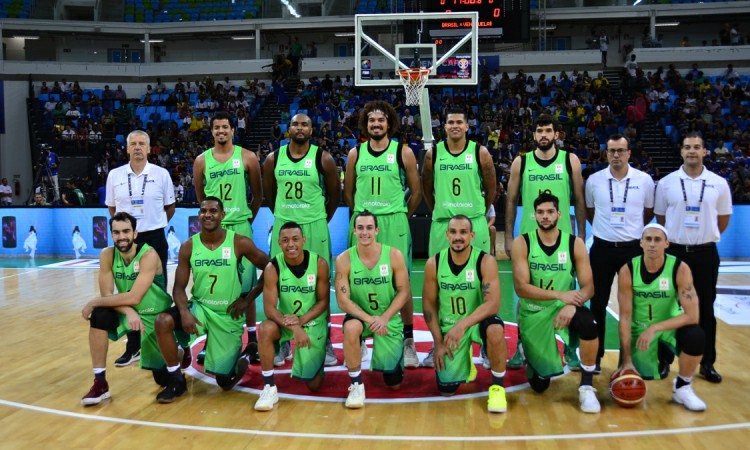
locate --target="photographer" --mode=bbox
[39,145,60,202]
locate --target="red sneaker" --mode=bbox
[81,378,111,406]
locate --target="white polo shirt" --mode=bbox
[586,165,655,242]
[106,162,176,232]
[654,166,732,245]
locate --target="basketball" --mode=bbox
[609,370,647,408]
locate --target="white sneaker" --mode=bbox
[481,346,491,370]
[324,339,338,367]
[273,341,292,367]
[404,338,419,369]
[361,340,369,360]
[345,382,366,409]
[672,380,707,412]
[421,347,435,368]
[254,384,279,411]
[578,385,601,413]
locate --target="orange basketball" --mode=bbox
[609,370,647,408]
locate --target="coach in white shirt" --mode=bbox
[105,129,176,367]
[585,134,655,372]
[654,132,732,383]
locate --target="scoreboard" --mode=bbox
[422,0,530,43]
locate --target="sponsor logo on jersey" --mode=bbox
[528,174,563,182]
[465,154,474,164]
[439,164,471,171]
[222,247,231,259]
[194,259,232,267]
[209,168,241,179]
[360,165,394,172]
[441,201,474,208]
[232,159,241,169]
[114,272,138,280]
[555,163,563,174]
[133,261,140,273]
[281,285,315,294]
[353,276,389,285]
[387,154,395,164]
[137,307,156,314]
[304,159,313,168]
[523,302,547,312]
[278,169,311,177]
[379,264,389,277]
[558,251,568,264]
[466,269,475,282]
[529,262,566,271]
[659,277,669,291]
[307,274,316,286]
[200,298,231,305]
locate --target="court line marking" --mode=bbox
[1,398,748,441]
[0,269,39,280]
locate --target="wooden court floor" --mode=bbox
[1,264,750,449]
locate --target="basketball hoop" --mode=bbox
[397,68,430,106]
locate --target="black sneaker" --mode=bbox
[156,372,187,403]
[114,349,140,367]
[217,355,250,391]
[196,348,206,365]
[241,341,261,364]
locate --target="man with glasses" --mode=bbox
[584,134,654,373]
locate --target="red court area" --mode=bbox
[190,315,566,400]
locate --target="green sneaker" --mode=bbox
[488,385,507,413]
[564,345,581,371]
[507,342,525,369]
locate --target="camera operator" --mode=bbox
[39,145,60,202]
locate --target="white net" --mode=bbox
[397,68,430,106]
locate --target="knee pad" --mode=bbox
[571,307,598,341]
[528,372,551,393]
[89,307,119,331]
[678,325,705,357]
[383,369,404,387]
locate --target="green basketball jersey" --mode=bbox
[353,140,407,214]
[203,145,252,225]
[112,243,171,315]
[349,245,400,324]
[433,140,485,220]
[274,144,326,224]
[630,254,681,331]
[275,251,325,326]
[520,230,576,311]
[435,247,484,334]
[519,149,573,234]
[190,230,242,312]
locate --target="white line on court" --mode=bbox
[0,269,39,280]
[1,398,748,441]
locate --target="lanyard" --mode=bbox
[609,178,630,204]
[127,173,148,198]
[680,178,705,205]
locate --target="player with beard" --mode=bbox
[263,113,340,367]
[422,215,508,413]
[80,212,188,406]
[504,114,586,371]
[344,101,421,368]
[193,111,263,366]
[154,197,270,403]
[511,193,600,413]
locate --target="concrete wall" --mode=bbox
[0,81,33,204]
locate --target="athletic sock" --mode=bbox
[675,375,692,389]
[349,370,362,385]
[262,369,275,387]
[491,370,505,387]
[167,364,181,374]
[247,327,257,343]
[580,363,596,386]
[93,368,106,381]
[403,324,414,340]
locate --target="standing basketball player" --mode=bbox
[154,197,270,402]
[422,215,508,413]
[193,111,263,364]
[505,114,586,370]
[335,211,411,408]
[344,100,421,368]
[263,113,340,367]
[254,222,330,411]
[614,224,707,412]
[511,193,600,413]
[421,106,496,368]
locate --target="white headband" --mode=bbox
[642,223,669,239]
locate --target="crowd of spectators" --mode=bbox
[33,61,750,207]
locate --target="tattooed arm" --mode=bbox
[334,251,374,324]
[634,261,700,352]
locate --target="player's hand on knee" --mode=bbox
[635,326,656,352]
[124,309,144,334]
[227,297,249,320]
[293,328,311,349]
[369,316,388,336]
[180,310,203,335]
[283,314,301,328]
[554,305,575,330]
[81,302,95,320]
[435,344,449,372]
[443,325,465,350]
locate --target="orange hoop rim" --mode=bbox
[397,68,431,81]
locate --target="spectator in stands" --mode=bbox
[114,85,126,100]
[0,178,12,206]
[62,179,85,206]
[730,24,741,45]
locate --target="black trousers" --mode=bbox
[126,227,169,352]
[664,244,720,366]
[589,237,642,361]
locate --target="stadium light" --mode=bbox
[655,21,680,27]
[334,32,356,37]
[231,36,256,40]
[140,39,165,43]
[13,35,40,39]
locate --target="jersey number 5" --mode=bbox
[368,293,379,311]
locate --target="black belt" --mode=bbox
[593,237,640,248]
[671,242,716,253]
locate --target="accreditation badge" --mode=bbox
[684,206,700,228]
[610,207,626,227]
